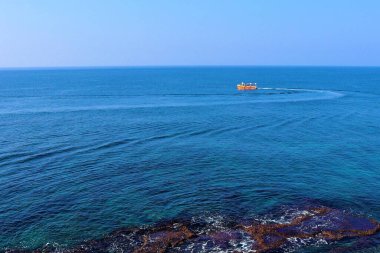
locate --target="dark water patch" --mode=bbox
[206,126,241,137]
[84,138,136,153]
[0,152,33,165]
[0,145,87,167]
[271,118,299,130]
[184,129,216,138]
[132,132,191,146]
[126,127,217,147]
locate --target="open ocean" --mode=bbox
[1,67,380,252]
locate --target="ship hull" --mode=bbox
[237,85,257,90]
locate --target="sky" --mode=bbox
[0,0,380,67]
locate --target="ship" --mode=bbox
[237,82,257,90]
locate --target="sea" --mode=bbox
[0,67,379,252]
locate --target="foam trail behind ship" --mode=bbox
[258,87,344,99]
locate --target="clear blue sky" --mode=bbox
[1,0,380,67]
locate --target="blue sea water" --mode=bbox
[0,67,379,252]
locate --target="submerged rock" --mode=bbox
[239,207,380,252]
[7,206,380,253]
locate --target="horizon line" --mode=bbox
[1,64,380,70]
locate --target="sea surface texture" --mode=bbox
[0,67,379,252]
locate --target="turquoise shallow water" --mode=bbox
[0,67,380,252]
